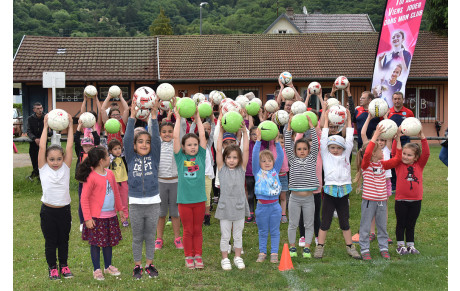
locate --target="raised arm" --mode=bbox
[123,101,138,161]
[361,114,372,144]
[64,113,74,167]
[241,121,249,169]
[37,115,49,169]
[194,107,207,149]
[345,82,356,123]
[118,91,130,125]
[216,124,224,170]
[418,128,430,168]
[252,129,262,176]
[80,95,87,117]
[100,92,112,124]
[173,107,182,154]
[274,141,284,172]
[150,98,161,161]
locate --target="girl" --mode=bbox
[124,100,162,279]
[392,127,429,255]
[77,146,126,280]
[284,114,319,259]
[315,109,361,260]
[155,121,184,250]
[252,128,284,263]
[107,139,129,227]
[215,121,250,270]
[355,125,402,260]
[38,113,74,280]
[173,104,208,269]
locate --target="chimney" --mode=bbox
[286,7,294,19]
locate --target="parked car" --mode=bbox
[13,108,23,137]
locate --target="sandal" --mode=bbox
[256,253,266,263]
[270,253,279,264]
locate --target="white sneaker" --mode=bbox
[299,236,306,247]
[315,237,319,246]
[228,244,232,254]
[233,256,245,269]
[221,258,232,270]
[80,224,83,232]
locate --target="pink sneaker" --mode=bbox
[194,255,204,269]
[174,237,184,249]
[155,238,163,250]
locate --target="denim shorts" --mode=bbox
[279,174,288,192]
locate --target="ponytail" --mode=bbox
[75,146,108,182]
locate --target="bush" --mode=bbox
[13,103,22,115]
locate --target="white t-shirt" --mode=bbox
[39,163,71,206]
[383,146,392,179]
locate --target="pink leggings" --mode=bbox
[178,202,206,257]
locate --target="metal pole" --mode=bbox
[200,6,202,35]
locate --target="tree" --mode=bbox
[425,0,447,33]
[149,8,173,35]
[30,3,51,20]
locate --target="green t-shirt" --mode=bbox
[174,146,207,204]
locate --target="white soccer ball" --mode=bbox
[334,76,349,90]
[244,92,255,100]
[136,109,150,121]
[159,100,170,112]
[369,98,389,117]
[326,98,340,108]
[264,100,279,113]
[84,85,97,99]
[291,101,307,115]
[221,99,241,115]
[108,85,121,98]
[252,97,262,107]
[401,117,422,136]
[212,91,226,105]
[308,82,321,94]
[279,71,292,85]
[134,86,156,110]
[235,95,250,108]
[192,93,206,105]
[378,119,398,139]
[79,112,96,129]
[272,110,289,126]
[281,87,295,100]
[156,83,175,101]
[48,109,69,131]
[328,105,348,126]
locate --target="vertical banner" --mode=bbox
[371,0,426,108]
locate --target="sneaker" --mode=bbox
[203,214,211,226]
[289,247,298,257]
[213,196,219,204]
[233,256,245,269]
[333,210,338,218]
[60,265,74,278]
[380,250,390,260]
[369,233,376,242]
[352,233,360,243]
[79,224,83,232]
[361,252,372,261]
[314,245,324,259]
[303,247,312,259]
[194,255,204,269]
[347,245,362,260]
[155,238,163,250]
[270,253,279,264]
[388,238,393,244]
[245,215,255,223]
[132,265,143,280]
[185,257,195,269]
[396,245,408,255]
[315,237,318,246]
[256,253,266,263]
[49,267,61,280]
[93,269,105,281]
[166,220,172,226]
[104,265,121,276]
[145,264,159,278]
[174,237,184,249]
[221,258,232,271]
[298,236,306,247]
[122,220,129,227]
[407,246,420,254]
[281,215,288,223]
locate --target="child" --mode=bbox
[245,126,258,223]
[315,109,361,260]
[215,122,250,270]
[75,119,100,232]
[155,121,184,250]
[252,128,284,263]
[107,139,129,227]
[284,114,319,258]
[355,125,402,260]
[124,100,162,279]
[38,113,74,280]
[77,146,126,280]
[173,105,208,269]
[392,127,429,255]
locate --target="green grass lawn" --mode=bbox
[13,145,448,290]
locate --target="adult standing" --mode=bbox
[354,91,380,149]
[26,102,50,181]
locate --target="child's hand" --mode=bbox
[306,114,313,128]
[119,211,126,223]
[374,124,385,137]
[383,110,390,119]
[85,219,95,229]
[130,99,138,118]
[77,119,83,131]
[418,127,426,139]
[152,97,160,112]
[256,127,261,141]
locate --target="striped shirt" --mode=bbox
[361,141,402,201]
[284,129,319,191]
[158,140,178,182]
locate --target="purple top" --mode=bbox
[246,140,269,176]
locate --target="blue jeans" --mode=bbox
[255,202,282,254]
[439,146,448,167]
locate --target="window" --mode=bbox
[278,30,287,34]
[405,87,437,121]
[56,87,84,102]
[201,87,261,100]
[299,87,333,111]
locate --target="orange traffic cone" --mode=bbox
[278,243,294,271]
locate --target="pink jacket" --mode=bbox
[269,140,289,173]
[295,128,322,193]
[81,169,123,221]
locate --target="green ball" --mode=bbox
[303,111,318,128]
[290,114,309,133]
[105,118,121,134]
[222,111,243,133]
[258,120,279,141]
[198,102,213,118]
[246,101,260,116]
[176,97,196,118]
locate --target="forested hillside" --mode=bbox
[13,0,442,55]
